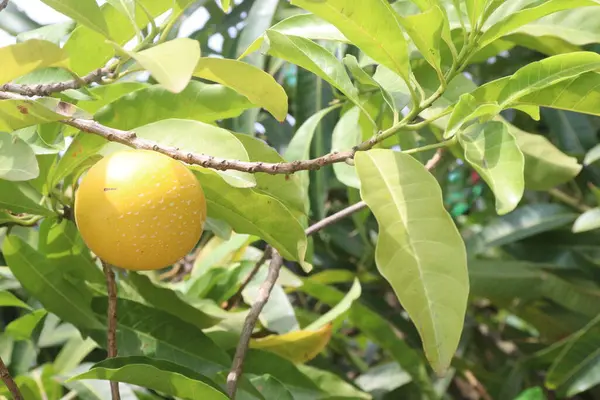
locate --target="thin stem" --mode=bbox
[548,188,592,213]
[102,261,121,400]
[0,355,23,400]
[225,247,272,311]
[0,0,8,12]
[305,201,367,236]
[226,251,284,398]
[403,137,456,155]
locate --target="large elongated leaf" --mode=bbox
[95,82,255,128]
[0,99,67,132]
[397,6,445,74]
[2,235,102,331]
[40,0,108,37]
[260,31,360,112]
[128,38,200,93]
[458,121,525,215]
[101,118,255,188]
[194,171,307,265]
[291,0,410,81]
[265,14,347,42]
[0,39,69,85]
[68,356,229,400]
[479,0,599,49]
[88,297,230,376]
[193,58,288,121]
[355,149,469,374]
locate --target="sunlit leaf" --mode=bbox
[355,149,469,374]
[250,323,332,364]
[0,291,31,310]
[291,0,410,81]
[305,278,361,331]
[331,107,362,189]
[573,208,600,233]
[194,58,288,121]
[0,180,53,216]
[5,309,48,340]
[128,38,200,93]
[0,39,69,85]
[40,0,108,37]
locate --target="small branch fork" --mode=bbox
[102,261,121,400]
[225,149,445,399]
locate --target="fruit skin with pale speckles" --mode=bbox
[74,150,207,271]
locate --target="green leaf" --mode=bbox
[305,278,361,331]
[546,314,600,391]
[54,336,98,374]
[5,309,48,341]
[298,279,435,395]
[355,362,412,395]
[291,0,410,81]
[573,208,600,233]
[0,39,69,85]
[78,82,147,115]
[584,143,600,166]
[284,105,339,197]
[511,124,582,190]
[101,118,255,188]
[0,180,54,216]
[479,0,599,49]
[38,217,105,285]
[465,0,486,26]
[355,149,469,374]
[298,365,371,399]
[216,0,231,12]
[331,107,362,189]
[197,170,308,265]
[95,82,255,129]
[16,21,76,45]
[467,204,578,255]
[127,38,200,93]
[193,58,288,121]
[250,375,294,400]
[68,356,229,400]
[0,99,67,132]
[40,0,109,37]
[233,133,306,217]
[88,297,230,376]
[0,291,31,310]
[0,132,39,181]
[47,133,104,189]
[397,6,445,74]
[2,235,102,330]
[127,272,220,330]
[259,31,370,122]
[265,13,347,42]
[458,121,525,215]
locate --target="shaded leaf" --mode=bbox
[458,121,524,215]
[250,375,294,400]
[2,235,102,330]
[0,180,53,216]
[5,309,48,341]
[68,356,229,400]
[298,365,372,399]
[0,132,39,181]
[0,291,31,310]
[331,107,362,189]
[355,149,469,374]
[194,58,288,121]
[305,278,361,331]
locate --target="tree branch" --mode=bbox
[0,67,112,97]
[102,261,121,400]
[0,355,23,400]
[226,250,284,398]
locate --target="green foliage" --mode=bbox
[2,1,600,399]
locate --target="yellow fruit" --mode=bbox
[74,149,207,271]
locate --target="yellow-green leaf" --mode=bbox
[355,149,469,374]
[291,0,410,81]
[397,6,445,74]
[458,121,525,215]
[129,38,200,93]
[194,58,288,121]
[250,324,333,364]
[0,39,69,85]
[40,0,109,37]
